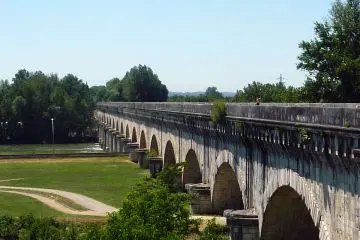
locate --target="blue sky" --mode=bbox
[0,1,332,92]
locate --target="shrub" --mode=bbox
[211,101,226,126]
[147,148,158,158]
[198,218,228,240]
[234,120,243,130]
[0,215,105,240]
[107,165,193,240]
[298,128,311,145]
[157,163,184,193]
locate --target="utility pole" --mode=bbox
[277,74,286,84]
[51,118,54,153]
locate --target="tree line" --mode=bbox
[95,0,360,104]
[1,0,358,144]
[0,70,94,144]
[90,65,168,103]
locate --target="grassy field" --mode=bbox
[0,191,65,218]
[0,143,103,155]
[0,156,148,217]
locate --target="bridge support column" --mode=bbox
[103,129,108,151]
[116,135,124,152]
[135,149,149,168]
[185,183,212,214]
[111,132,117,152]
[149,157,163,178]
[106,129,111,152]
[120,138,130,153]
[98,125,105,149]
[114,134,118,152]
[128,143,139,162]
[224,210,259,240]
[108,129,116,152]
[115,134,121,152]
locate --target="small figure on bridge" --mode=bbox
[256,97,261,105]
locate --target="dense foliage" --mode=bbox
[90,65,168,103]
[232,80,303,103]
[199,219,228,240]
[211,100,227,126]
[168,87,228,102]
[0,215,106,240]
[297,0,360,102]
[0,70,94,144]
[107,164,192,240]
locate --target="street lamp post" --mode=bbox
[51,118,54,153]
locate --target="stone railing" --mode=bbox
[97,102,360,129]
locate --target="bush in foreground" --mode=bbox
[107,165,193,240]
[0,215,106,240]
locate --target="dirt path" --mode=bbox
[0,190,110,216]
[0,178,24,182]
[0,186,118,216]
[0,185,227,223]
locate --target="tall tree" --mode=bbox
[204,87,223,101]
[121,65,168,102]
[297,0,360,102]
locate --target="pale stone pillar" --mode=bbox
[185,183,212,214]
[110,134,114,152]
[116,135,121,152]
[224,210,259,240]
[103,129,107,151]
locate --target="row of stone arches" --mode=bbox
[97,113,323,240]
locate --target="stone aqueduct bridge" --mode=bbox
[95,102,360,240]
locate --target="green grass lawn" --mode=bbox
[0,191,65,218]
[0,156,149,217]
[0,143,103,155]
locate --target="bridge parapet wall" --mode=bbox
[98,102,360,128]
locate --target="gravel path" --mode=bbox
[0,178,25,182]
[0,185,227,223]
[0,186,118,216]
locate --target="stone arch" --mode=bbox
[140,130,146,149]
[120,122,124,134]
[125,125,130,138]
[164,140,176,166]
[131,127,137,143]
[212,162,243,215]
[183,149,201,184]
[150,135,159,156]
[260,185,319,240]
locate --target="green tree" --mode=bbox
[204,87,223,101]
[106,78,124,101]
[297,0,360,102]
[121,65,168,102]
[107,178,191,240]
[107,164,193,240]
[90,85,108,102]
[11,96,26,119]
[232,81,303,103]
